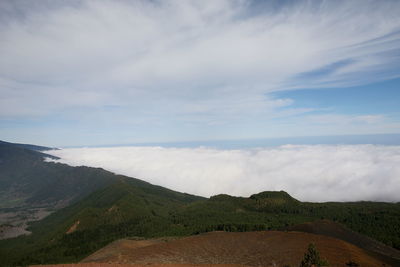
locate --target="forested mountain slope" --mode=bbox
[0,141,399,266]
[0,140,55,152]
[0,140,204,266]
[0,176,204,266]
[0,141,116,208]
[1,185,399,266]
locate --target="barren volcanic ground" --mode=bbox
[286,219,400,263]
[31,264,246,267]
[66,231,392,267]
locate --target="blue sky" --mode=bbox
[274,78,400,122]
[1,0,400,147]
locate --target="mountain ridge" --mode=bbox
[0,140,56,152]
[0,140,399,266]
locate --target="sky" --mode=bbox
[1,0,400,147]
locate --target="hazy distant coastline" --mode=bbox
[61,133,400,150]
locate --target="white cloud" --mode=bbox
[45,144,400,202]
[1,0,400,122]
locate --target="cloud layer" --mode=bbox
[45,145,400,202]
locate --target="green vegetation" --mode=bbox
[173,192,400,248]
[1,140,399,266]
[1,184,399,266]
[300,243,328,267]
[0,140,54,152]
[0,178,203,266]
[0,141,120,209]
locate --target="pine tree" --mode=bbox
[300,243,328,267]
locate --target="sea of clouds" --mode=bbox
[45,145,400,202]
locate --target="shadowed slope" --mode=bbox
[0,141,116,208]
[287,219,400,265]
[0,140,55,152]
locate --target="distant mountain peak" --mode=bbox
[209,194,236,201]
[249,191,299,203]
[0,140,56,151]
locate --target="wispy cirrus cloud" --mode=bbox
[1,0,400,144]
[46,145,400,202]
[307,114,385,125]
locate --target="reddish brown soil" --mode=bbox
[286,220,400,266]
[80,238,176,263]
[76,231,393,267]
[31,264,245,267]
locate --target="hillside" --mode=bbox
[0,141,125,240]
[80,231,390,266]
[2,183,399,266]
[32,264,247,267]
[0,141,116,209]
[286,219,400,263]
[0,140,399,266]
[0,151,204,266]
[172,190,400,250]
[0,177,204,266]
[0,140,56,152]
